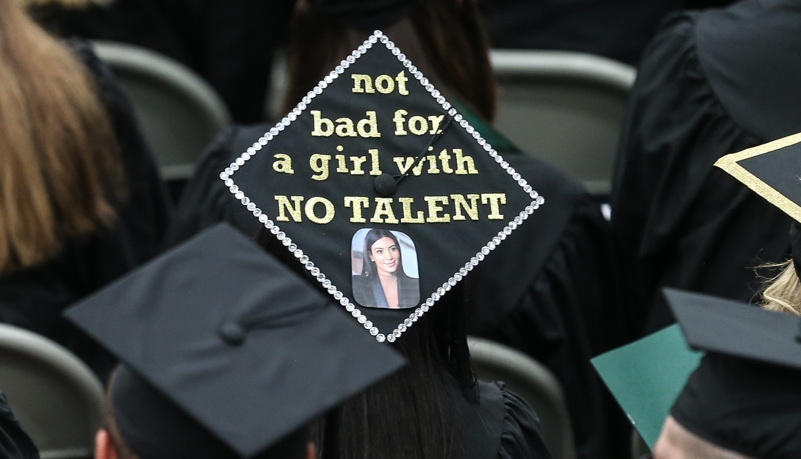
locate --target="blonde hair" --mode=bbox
[0,0,124,275]
[758,259,801,316]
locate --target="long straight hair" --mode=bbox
[0,0,124,274]
[255,226,477,459]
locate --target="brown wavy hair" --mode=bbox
[0,0,124,274]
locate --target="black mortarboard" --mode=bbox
[664,288,801,458]
[219,31,543,343]
[63,223,406,458]
[716,132,801,276]
[309,0,423,30]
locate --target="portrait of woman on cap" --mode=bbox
[352,229,420,309]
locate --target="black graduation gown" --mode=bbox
[0,392,39,459]
[30,0,296,123]
[611,0,801,336]
[164,115,626,458]
[459,381,552,458]
[0,41,171,381]
[480,0,684,66]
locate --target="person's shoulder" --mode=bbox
[0,391,40,459]
[488,382,553,459]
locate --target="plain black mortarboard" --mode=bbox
[309,0,424,30]
[716,132,801,276]
[664,288,801,458]
[219,31,543,343]
[63,223,406,458]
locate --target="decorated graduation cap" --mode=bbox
[716,132,801,276]
[63,223,406,458]
[219,30,543,343]
[664,288,801,458]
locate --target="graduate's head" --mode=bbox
[654,289,801,459]
[63,225,405,459]
[95,366,313,459]
[230,28,543,456]
[717,134,801,316]
[362,228,402,277]
[283,0,496,121]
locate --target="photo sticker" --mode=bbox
[352,229,420,309]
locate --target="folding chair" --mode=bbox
[491,49,636,197]
[91,40,232,183]
[468,336,576,459]
[0,324,104,459]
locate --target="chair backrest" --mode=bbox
[0,324,104,459]
[468,336,576,459]
[91,40,232,182]
[490,49,636,196]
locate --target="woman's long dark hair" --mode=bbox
[256,225,477,459]
[282,0,497,122]
[268,2,492,456]
[361,228,402,278]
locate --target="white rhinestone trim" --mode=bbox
[220,30,543,343]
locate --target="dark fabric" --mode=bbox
[310,0,423,30]
[455,381,551,458]
[76,225,405,458]
[165,116,626,458]
[30,0,296,124]
[0,40,171,381]
[0,392,39,459]
[468,179,626,459]
[480,0,684,66]
[671,353,801,459]
[610,4,798,337]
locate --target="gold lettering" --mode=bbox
[451,194,480,221]
[393,157,415,175]
[375,74,395,94]
[357,111,381,138]
[425,196,450,223]
[310,110,334,137]
[370,198,399,224]
[335,150,348,173]
[368,149,381,176]
[428,115,444,134]
[438,149,453,173]
[344,197,369,223]
[399,197,425,223]
[393,109,408,136]
[408,116,428,135]
[454,149,478,175]
[272,154,294,174]
[425,155,440,174]
[334,118,357,137]
[396,71,409,95]
[350,156,367,175]
[305,197,335,224]
[351,74,374,93]
[309,154,330,181]
[481,193,506,220]
[275,195,304,222]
